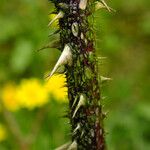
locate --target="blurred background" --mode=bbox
[0,0,150,149]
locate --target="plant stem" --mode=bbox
[49,0,106,149]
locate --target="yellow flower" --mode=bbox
[0,124,7,142]
[45,74,68,103]
[1,83,20,111]
[16,78,49,110]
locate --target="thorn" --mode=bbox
[97,57,107,65]
[67,141,77,150]
[95,1,115,12]
[80,32,84,40]
[79,0,87,10]
[97,56,107,60]
[72,94,86,118]
[48,11,57,15]
[72,96,78,108]
[80,32,88,45]
[80,130,85,138]
[90,129,95,137]
[44,70,65,79]
[55,142,71,150]
[101,104,105,109]
[85,39,88,45]
[58,3,69,9]
[101,96,107,100]
[47,44,72,79]
[37,44,52,52]
[48,29,60,37]
[95,1,105,10]
[71,22,79,37]
[100,76,112,83]
[73,123,81,134]
[100,0,111,12]
[105,130,109,135]
[37,40,60,52]
[102,111,108,119]
[48,11,64,27]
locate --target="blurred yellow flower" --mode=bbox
[16,78,49,110]
[0,124,7,142]
[1,74,68,111]
[45,74,68,103]
[1,83,20,111]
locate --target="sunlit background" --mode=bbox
[0,0,150,149]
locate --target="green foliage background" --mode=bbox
[0,0,150,149]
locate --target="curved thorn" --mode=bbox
[67,141,77,150]
[72,94,85,118]
[48,11,64,27]
[47,44,72,79]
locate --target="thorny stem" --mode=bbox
[48,0,112,149]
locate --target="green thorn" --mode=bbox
[100,76,112,83]
[72,94,86,118]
